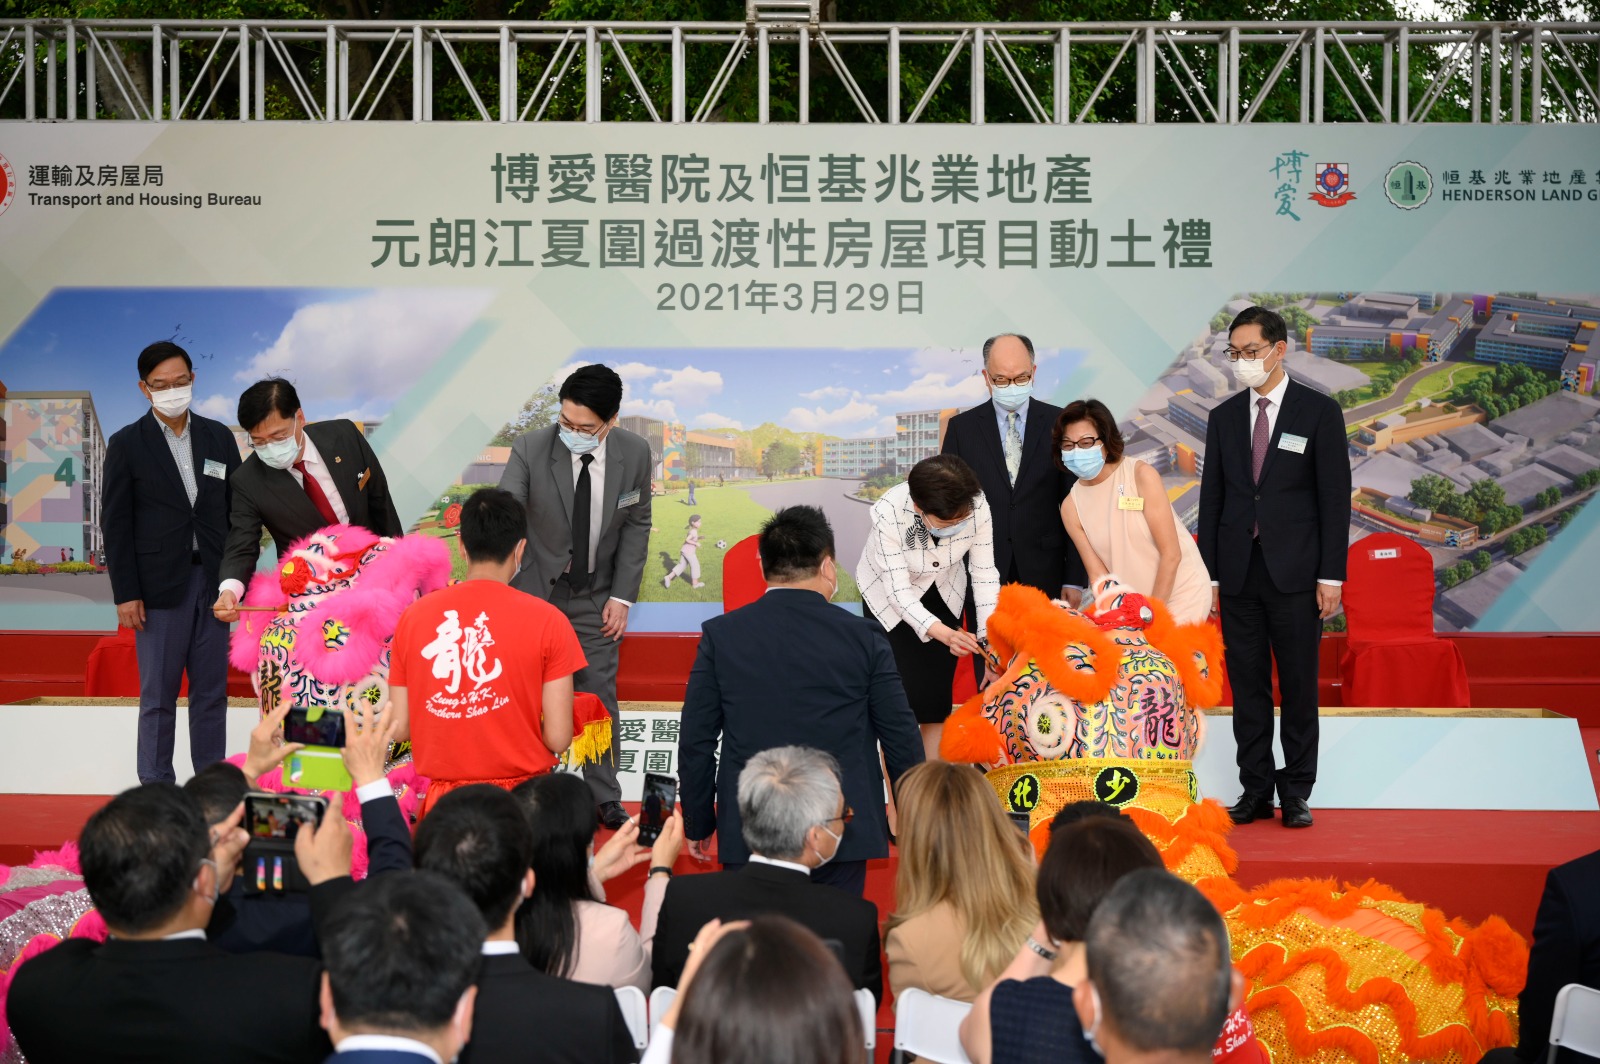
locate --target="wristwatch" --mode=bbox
[648,866,674,879]
[1025,936,1059,962]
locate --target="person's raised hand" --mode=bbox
[293,802,353,886]
[341,702,398,789]
[651,809,685,869]
[594,815,653,882]
[212,589,240,624]
[208,801,250,886]
[116,599,146,632]
[242,698,303,786]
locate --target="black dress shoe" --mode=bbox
[1280,798,1314,828]
[1228,794,1275,825]
[597,801,630,831]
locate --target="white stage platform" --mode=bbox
[2,700,1595,811]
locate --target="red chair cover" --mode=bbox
[720,535,765,613]
[84,627,149,698]
[1340,533,1470,708]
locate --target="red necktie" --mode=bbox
[293,459,339,527]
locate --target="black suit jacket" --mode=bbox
[651,862,883,1003]
[460,952,639,1064]
[222,420,402,587]
[679,588,923,867]
[8,937,330,1064]
[101,411,242,609]
[208,792,414,957]
[1515,847,1600,1063]
[1197,378,1352,595]
[941,398,1085,593]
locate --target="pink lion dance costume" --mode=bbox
[225,523,452,854]
[943,577,1527,1064]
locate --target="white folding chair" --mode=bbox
[854,987,878,1051]
[614,986,649,1051]
[648,985,678,1037]
[1549,983,1600,1063]
[891,987,974,1064]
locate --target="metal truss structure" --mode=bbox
[2,4,1598,124]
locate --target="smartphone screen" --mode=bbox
[284,705,346,748]
[1008,811,1032,834]
[637,773,678,845]
[245,792,328,842]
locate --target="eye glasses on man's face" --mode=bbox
[822,807,855,826]
[558,417,604,438]
[1063,435,1101,450]
[1224,343,1277,362]
[146,375,193,391]
[988,372,1034,388]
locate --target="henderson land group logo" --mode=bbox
[0,152,15,218]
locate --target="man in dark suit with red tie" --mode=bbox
[1198,306,1352,830]
[213,378,402,621]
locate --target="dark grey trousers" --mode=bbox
[550,582,623,805]
[135,564,230,784]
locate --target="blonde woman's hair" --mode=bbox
[886,761,1038,992]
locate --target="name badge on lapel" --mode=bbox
[1117,496,1144,511]
[357,467,372,491]
[203,459,228,480]
[1278,433,1308,454]
[618,490,642,509]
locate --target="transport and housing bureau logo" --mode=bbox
[0,152,15,218]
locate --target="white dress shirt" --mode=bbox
[1220,371,1340,589]
[334,1035,443,1063]
[482,940,521,956]
[562,433,636,609]
[219,432,349,600]
[856,482,1000,641]
[747,854,812,875]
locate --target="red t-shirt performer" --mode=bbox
[390,487,595,818]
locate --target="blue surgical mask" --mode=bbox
[928,517,971,539]
[992,382,1033,411]
[254,434,300,471]
[1063,446,1106,480]
[559,426,602,455]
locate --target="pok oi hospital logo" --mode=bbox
[0,153,15,218]
[1310,162,1355,207]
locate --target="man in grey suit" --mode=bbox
[499,364,652,829]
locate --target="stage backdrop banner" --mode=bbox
[2,124,1599,637]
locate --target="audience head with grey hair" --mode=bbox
[1074,868,1242,1063]
[737,745,848,869]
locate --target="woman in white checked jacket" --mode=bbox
[856,454,1002,760]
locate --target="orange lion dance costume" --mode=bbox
[941,578,1526,1064]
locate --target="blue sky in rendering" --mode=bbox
[0,287,492,433]
[574,344,1086,437]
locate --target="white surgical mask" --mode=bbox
[1084,983,1105,1057]
[811,823,843,868]
[254,433,300,471]
[992,381,1033,411]
[150,384,192,419]
[1232,355,1274,390]
[560,426,602,455]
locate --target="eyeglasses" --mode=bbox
[146,375,193,391]
[822,807,855,826]
[250,427,296,447]
[1062,435,1101,450]
[558,416,604,438]
[1224,343,1278,362]
[988,372,1034,387]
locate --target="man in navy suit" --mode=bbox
[102,341,242,784]
[1481,846,1600,1064]
[320,872,487,1064]
[677,505,923,897]
[1198,306,1353,830]
[941,333,1087,601]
